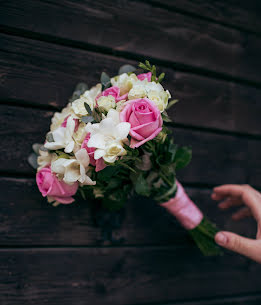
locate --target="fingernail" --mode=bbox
[215,232,228,245]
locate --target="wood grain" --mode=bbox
[144,0,261,34]
[2,105,261,187]
[0,177,256,246]
[1,247,261,305]
[0,1,261,83]
[1,34,261,135]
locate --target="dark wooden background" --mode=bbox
[1,1,261,304]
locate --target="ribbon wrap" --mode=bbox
[160,181,203,230]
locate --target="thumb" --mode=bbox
[215,231,261,263]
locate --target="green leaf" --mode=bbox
[138,62,147,70]
[46,133,54,142]
[174,146,192,170]
[135,174,150,197]
[145,60,151,68]
[166,99,179,110]
[32,143,42,155]
[101,72,111,90]
[157,72,165,83]
[81,115,94,123]
[84,102,92,115]
[118,64,136,75]
[162,112,172,122]
[92,108,102,122]
[75,82,88,92]
[28,153,38,169]
[70,82,88,102]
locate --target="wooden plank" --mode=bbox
[0,1,261,84]
[1,34,261,136]
[2,105,261,187]
[144,0,261,34]
[166,294,261,305]
[1,247,261,305]
[0,177,256,246]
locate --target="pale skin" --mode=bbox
[212,184,261,263]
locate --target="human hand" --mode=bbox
[211,184,261,263]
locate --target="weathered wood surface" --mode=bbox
[1,247,261,305]
[1,34,261,136]
[144,0,261,34]
[2,105,261,187]
[0,1,261,84]
[0,177,256,246]
[1,1,261,304]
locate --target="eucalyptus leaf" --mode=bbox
[118,64,136,75]
[101,72,110,86]
[166,99,179,110]
[46,133,54,142]
[84,102,92,115]
[81,116,94,124]
[28,153,38,169]
[32,143,42,155]
[174,146,192,170]
[75,82,88,92]
[135,174,150,197]
[39,145,49,152]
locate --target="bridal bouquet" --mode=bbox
[29,61,221,255]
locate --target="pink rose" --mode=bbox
[96,86,128,103]
[120,98,163,148]
[36,167,78,204]
[81,133,106,172]
[137,72,152,81]
[61,115,79,131]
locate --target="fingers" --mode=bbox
[232,207,252,220]
[218,197,243,210]
[212,184,261,221]
[215,231,261,263]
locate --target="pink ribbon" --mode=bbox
[160,181,203,230]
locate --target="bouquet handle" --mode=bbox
[160,181,222,256]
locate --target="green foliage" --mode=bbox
[28,153,38,169]
[101,72,111,90]
[174,146,192,170]
[46,132,54,142]
[135,174,151,197]
[118,64,136,75]
[69,82,88,102]
[166,99,179,110]
[84,102,103,123]
[138,60,165,83]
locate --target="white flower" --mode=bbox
[111,73,138,95]
[72,83,102,116]
[37,149,57,170]
[50,103,75,131]
[129,80,171,112]
[128,85,147,100]
[72,96,93,116]
[51,149,96,185]
[97,95,116,112]
[85,109,130,163]
[44,116,76,153]
[73,122,87,145]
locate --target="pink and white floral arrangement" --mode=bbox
[29,61,221,255]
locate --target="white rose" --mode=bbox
[104,143,127,163]
[50,103,75,131]
[37,149,57,171]
[73,122,87,145]
[97,95,116,112]
[128,85,147,100]
[72,96,94,116]
[111,73,138,95]
[147,90,169,112]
